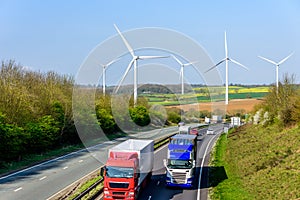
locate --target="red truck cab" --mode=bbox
[103,152,139,200]
[102,139,154,200]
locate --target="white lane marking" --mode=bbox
[157,181,160,186]
[0,148,86,181]
[0,126,179,182]
[78,160,83,163]
[63,166,68,170]
[104,141,115,144]
[148,196,152,200]
[39,176,47,181]
[197,132,220,200]
[14,187,22,192]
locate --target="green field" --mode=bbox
[143,86,270,106]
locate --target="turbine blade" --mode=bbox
[204,59,226,73]
[229,58,249,70]
[171,54,183,65]
[183,61,198,66]
[115,59,135,92]
[278,52,294,65]
[138,55,169,60]
[225,31,228,58]
[114,24,135,58]
[258,55,277,65]
[105,57,121,68]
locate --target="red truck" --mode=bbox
[102,139,154,200]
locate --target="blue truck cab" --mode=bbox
[164,134,197,188]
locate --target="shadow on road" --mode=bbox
[138,174,183,200]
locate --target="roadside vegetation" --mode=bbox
[209,74,300,200]
[0,61,183,174]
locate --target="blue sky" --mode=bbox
[1,0,299,85]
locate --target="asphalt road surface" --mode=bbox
[138,124,224,200]
[97,123,224,200]
[0,126,181,200]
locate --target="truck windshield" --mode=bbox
[167,159,193,169]
[170,139,193,145]
[106,166,134,178]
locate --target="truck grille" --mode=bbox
[109,182,129,188]
[172,172,186,184]
[112,192,126,195]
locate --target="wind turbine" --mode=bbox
[100,57,120,96]
[258,53,293,89]
[171,54,197,95]
[205,31,248,105]
[114,24,168,105]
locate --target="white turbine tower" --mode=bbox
[258,53,293,89]
[114,24,168,105]
[205,31,248,105]
[101,57,120,96]
[171,54,197,95]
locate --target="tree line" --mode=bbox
[0,61,185,165]
[0,61,76,164]
[251,74,300,127]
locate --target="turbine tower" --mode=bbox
[205,31,248,105]
[114,24,168,105]
[258,53,293,89]
[101,57,120,96]
[171,54,197,95]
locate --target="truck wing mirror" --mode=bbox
[100,166,105,177]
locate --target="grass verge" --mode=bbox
[209,130,254,200]
[209,124,300,200]
[69,175,103,200]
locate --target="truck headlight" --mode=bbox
[104,190,109,195]
[187,177,193,184]
[128,191,135,196]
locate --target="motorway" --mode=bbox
[98,124,224,200]
[0,126,179,200]
[137,124,224,200]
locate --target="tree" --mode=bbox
[25,115,60,153]
[96,108,117,133]
[129,106,150,127]
[166,107,182,124]
[257,73,300,127]
[0,113,26,162]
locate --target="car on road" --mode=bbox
[206,127,214,135]
[190,128,199,135]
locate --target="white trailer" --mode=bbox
[212,115,222,123]
[178,125,191,134]
[231,117,241,126]
[204,117,211,124]
[108,139,154,174]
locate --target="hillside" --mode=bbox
[209,124,300,200]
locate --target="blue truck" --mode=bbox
[163,134,197,188]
